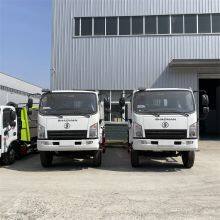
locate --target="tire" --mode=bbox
[40,151,53,167]
[131,149,140,167]
[3,147,16,165]
[182,151,195,169]
[92,151,102,167]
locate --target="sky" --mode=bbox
[0,0,51,88]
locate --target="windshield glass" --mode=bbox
[39,92,98,116]
[133,90,195,114]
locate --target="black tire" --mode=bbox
[40,151,53,167]
[182,151,195,169]
[131,149,140,167]
[3,146,16,165]
[92,151,102,167]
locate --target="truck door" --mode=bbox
[2,108,17,152]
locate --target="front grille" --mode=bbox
[145,129,187,139]
[47,130,87,140]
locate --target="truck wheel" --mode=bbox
[3,147,16,165]
[182,151,195,169]
[40,151,53,167]
[92,151,102,167]
[131,149,140,167]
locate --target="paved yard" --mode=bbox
[0,141,220,219]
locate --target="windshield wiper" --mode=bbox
[174,112,189,117]
[140,111,160,117]
[46,114,63,118]
[162,111,189,117]
[141,110,189,117]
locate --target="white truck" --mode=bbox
[37,90,105,167]
[0,106,17,164]
[0,99,38,165]
[119,88,209,168]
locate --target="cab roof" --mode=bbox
[135,88,193,93]
[49,90,98,95]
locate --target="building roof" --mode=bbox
[0,71,42,95]
[0,71,42,88]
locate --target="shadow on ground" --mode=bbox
[2,147,184,173]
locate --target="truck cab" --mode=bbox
[0,106,17,164]
[120,88,209,168]
[37,90,105,167]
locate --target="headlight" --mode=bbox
[189,122,198,138]
[89,123,98,138]
[38,125,46,139]
[133,122,143,138]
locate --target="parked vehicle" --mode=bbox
[119,88,209,168]
[0,99,38,165]
[37,90,105,167]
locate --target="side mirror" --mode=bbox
[10,110,16,121]
[104,98,110,109]
[203,106,209,115]
[201,94,209,107]
[105,108,111,113]
[200,107,209,120]
[28,109,33,116]
[27,98,33,109]
[119,97,125,107]
[120,109,125,115]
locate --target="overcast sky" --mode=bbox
[0,0,51,88]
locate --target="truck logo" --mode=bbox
[155,118,176,121]
[162,122,169,128]
[58,119,77,122]
[64,122,71,129]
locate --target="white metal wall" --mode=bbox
[51,0,220,91]
[0,90,33,106]
[0,72,42,105]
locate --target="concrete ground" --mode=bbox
[0,141,220,220]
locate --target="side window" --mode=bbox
[81,18,92,36]
[75,18,80,36]
[119,17,130,35]
[158,15,170,34]
[106,17,117,35]
[184,15,197,33]
[94,17,105,35]
[145,16,156,34]
[3,109,11,128]
[172,15,183,34]
[198,14,211,33]
[212,14,220,33]
[132,16,143,35]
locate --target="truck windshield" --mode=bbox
[133,90,195,114]
[39,92,98,116]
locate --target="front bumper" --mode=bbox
[133,139,198,151]
[37,139,100,152]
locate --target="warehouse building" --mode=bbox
[51,0,220,138]
[0,72,42,106]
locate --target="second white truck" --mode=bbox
[37,90,105,167]
[119,88,209,168]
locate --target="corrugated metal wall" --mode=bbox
[0,72,42,105]
[0,90,33,106]
[51,0,220,91]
